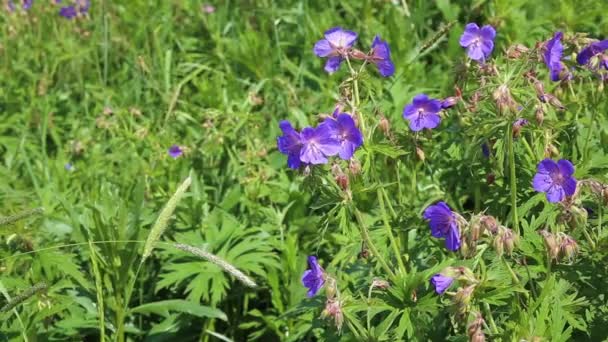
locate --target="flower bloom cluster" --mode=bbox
[57,0,90,19]
[277,113,363,169]
[5,0,90,17]
[5,0,33,12]
[294,23,596,310]
[313,27,395,77]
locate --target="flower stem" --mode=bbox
[353,208,396,279]
[483,302,499,335]
[378,189,407,275]
[345,57,366,138]
[583,108,598,162]
[506,121,519,234]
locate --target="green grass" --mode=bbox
[2,0,608,340]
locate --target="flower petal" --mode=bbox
[445,225,461,251]
[546,185,565,203]
[430,274,454,294]
[480,25,496,41]
[459,23,480,47]
[412,94,430,106]
[325,28,357,48]
[324,56,343,73]
[557,159,575,177]
[537,158,559,174]
[562,177,577,196]
[533,173,553,192]
[376,60,395,77]
[313,39,334,57]
[421,113,441,129]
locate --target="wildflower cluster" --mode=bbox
[4,0,90,17]
[277,111,362,169]
[279,19,606,340]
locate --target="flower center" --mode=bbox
[552,172,565,185]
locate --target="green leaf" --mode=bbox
[130,300,227,321]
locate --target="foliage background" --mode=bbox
[1,0,608,341]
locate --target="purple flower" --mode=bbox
[430,274,454,294]
[369,35,395,77]
[402,94,443,132]
[533,159,577,203]
[481,143,491,158]
[277,120,303,169]
[168,145,183,159]
[59,5,76,18]
[577,40,608,69]
[65,162,74,171]
[322,113,363,160]
[514,118,528,125]
[6,0,33,11]
[423,201,461,251]
[59,0,89,19]
[313,27,358,73]
[301,256,325,297]
[459,23,496,62]
[544,32,564,82]
[299,124,340,165]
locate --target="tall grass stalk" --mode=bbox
[141,175,192,262]
[0,207,44,226]
[0,282,47,313]
[174,243,257,288]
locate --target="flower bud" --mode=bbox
[512,118,529,138]
[303,165,311,177]
[540,230,560,261]
[325,277,337,300]
[460,238,470,257]
[468,312,486,342]
[533,80,545,98]
[566,205,588,229]
[493,234,504,257]
[543,93,565,111]
[486,173,496,185]
[467,91,481,112]
[332,165,349,191]
[502,228,519,256]
[349,159,361,176]
[468,218,483,242]
[371,278,390,290]
[544,143,559,158]
[335,173,349,191]
[350,49,368,60]
[378,115,390,137]
[415,146,425,162]
[321,299,344,331]
[441,96,459,109]
[493,84,518,114]
[507,43,530,59]
[453,285,476,318]
[479,215,498,234]
[559,235,579,262]
[535,104,545,125]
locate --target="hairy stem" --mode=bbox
[507,121,519,234]
[483,302,499,335]
[353,208,396,279]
